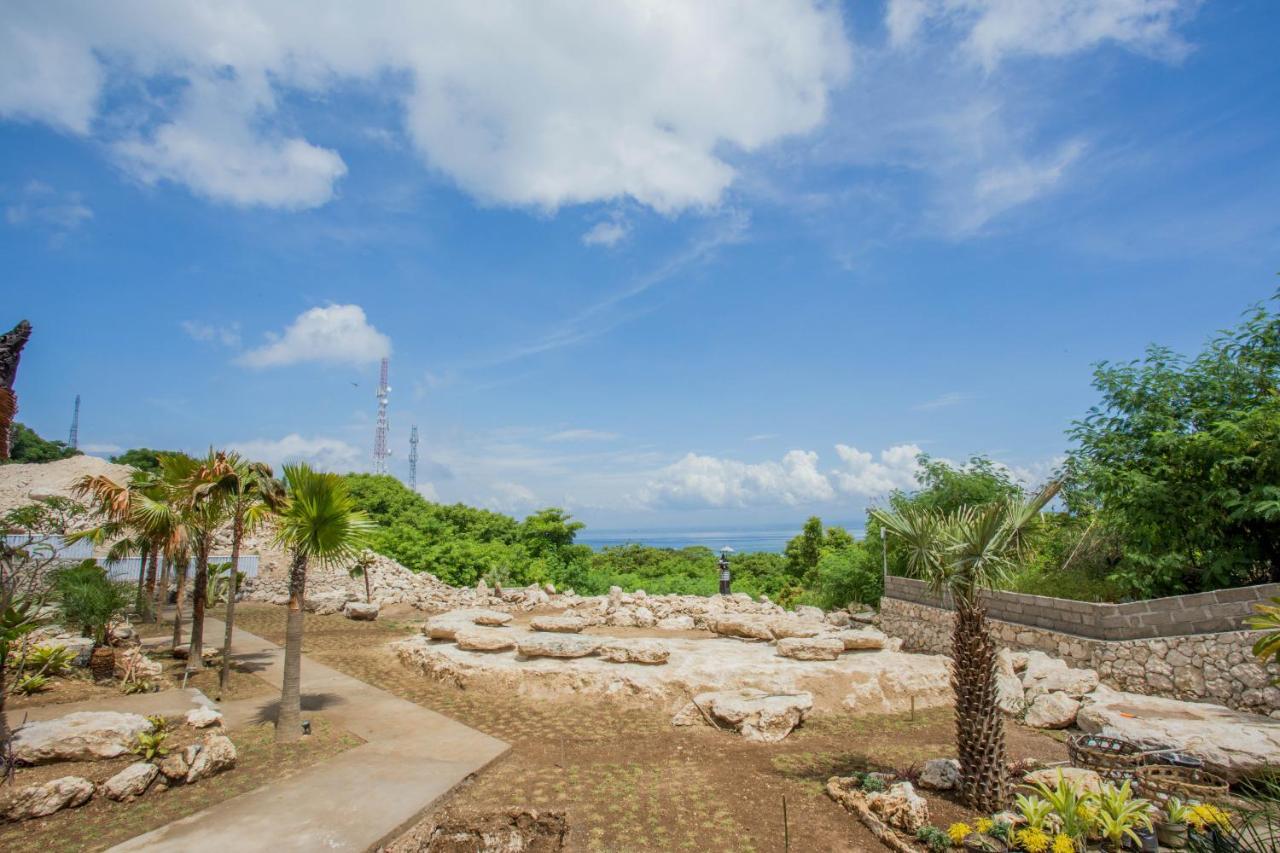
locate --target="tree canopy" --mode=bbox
[4,423,79,464]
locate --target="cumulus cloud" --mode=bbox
[0,2,850,212]
[486,481,538,514]
[640,449,835,509]
[229,433,365,473]
[238,304,391,369]
[181,320,241,347]
[831,444,924,496]
[581,219,630,248]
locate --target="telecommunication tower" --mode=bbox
[68,394,80,449]
[373,358,391,474]
[408,425,419,490]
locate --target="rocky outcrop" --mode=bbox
[865,782,930,834]
[712,616,774,641]
[10,711,152,764]
[597,639,669,665]
[517,633,599,659]
[1023,692,1081,729]
[1076,689,1280,781]
[425,610,513,640]
[455,628,518,652]
[1,776,94,821]
[776,636,844,661]
[103,762,159,802]
[528,615,587,634]
[185,734,237,783]
[674,689,813,742]
[833,628,891,651]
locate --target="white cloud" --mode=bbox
[5,180,92,232]
[830,444,924,496]
[912,391,975,411]
[182,320,241,347]
[81,442,122,455]
[545,429,619,443]
[886,0,1197,69]
[238,304,391,369]
[230,433,365,473]
[416,482,440,502]
[639,449,835,509]
[486,481,538,514]
[746,433,779,442]
[0,2,850,212]
[582,219,630,248]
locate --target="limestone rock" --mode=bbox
[305,589,354,615]
[44,636,94,667]
[1,776,94,821]
[343,601,380,621]
[1025,666,1100,701]
[794,605,825,621]
[769,616,826,640]
[471,610,514,627]
[186,734,237,783]
[712,616,774,642]
[1077,690,1280,781]
[425,616,469,641]
[516,633,599,659]
[996,648,1018,678]
[1024,767,1102,795]
[776,636,844,661]
[455,628,518,652]
[1023,692,1081,729]
[185,706,224,728]
[597,639,669,665]
[824,611,852,628]
[103,762,159,802]
[680,689,813,743]
[866,781,930,833]
[997,673,1027,715]
[11,711,153,764]
[919,758,961,791]
[1020,651,1069,688]
[656,615,696,631]
[158,749,192,784]
[529,614,587,634]
[425,808,568,852]
[833,628,889,651]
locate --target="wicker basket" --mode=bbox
[1066,733,1151,781]
[1134,764,1230,805]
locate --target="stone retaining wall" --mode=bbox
[880,578,1280,716]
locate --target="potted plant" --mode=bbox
[1156,798,1190,849]
[1091,781,1152,852]
[55,561,131,682]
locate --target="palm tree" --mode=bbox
[72,468,167,621]
[170,451,234,673]
[873,481,1060,813]
[193,451,283,691]
[272,463,372,742]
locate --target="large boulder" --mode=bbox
[1019,651,1069,687]
[158,749,193,784]
[185,706,224,728]
[103,762,159,802]
[44,636,94,667]
[918,758,961,791]
[186,734,237,783]
[793,605,825,621]
[10,712,152,764]
[996,673,1027,715]
[472,610,514,627]
[673,689,812,743]
[305,589,354,615]
[866,782,930,833]
[768,616,826,640]
[516,633,600,659]
[1025,666,1100,701]
[455,628,518,652]
[528,614,587,634]
[1,776,94,821]
[343,601,380,621]
[776,637,845,661]
[712,616,774,642]
[1077,690,1280,781]
[1023,692,1081,729]
[832,628,889,651]
[597,639,669,665]
[656,615,696,631]
[425,616,470,641]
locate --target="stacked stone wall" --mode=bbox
[880,578,1280,715]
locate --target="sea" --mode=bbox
[578,524,865,554]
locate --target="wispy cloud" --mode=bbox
[913,391,975,411]
[581,217,630,248]
[181,320,241,347]
[4,180,92,238]
[545,429,620,443]
[746,433,778,442]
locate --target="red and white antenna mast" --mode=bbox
[373,357,391,474]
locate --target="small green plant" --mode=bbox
[1165,797,1191,825]
[14,674,50,695]
[987,819,1012,842]
[1092,780,1152,851]
[857,771,887,793]
[915,825,951,852]
[121,680,155,695]
[24,644,74,676]
[132,729,169,760]
[146,714,170,733]
[1028,769,1095,840]
[1016,792,1054,831]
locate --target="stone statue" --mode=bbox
[0,320,32,459]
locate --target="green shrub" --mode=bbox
[14,674,50,695]
[916,826,951,852]
[132,730,169,760]
[811,544,883,609]
[23,644,74,675]
[53,561,131,645]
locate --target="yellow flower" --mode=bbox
[948,822,973,844]
[1186,803,1231,831]
[975,817,994,834]
[1051,834,1074,853]
[1017,827,1050,853]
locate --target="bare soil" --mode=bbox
[233,604,1068,852]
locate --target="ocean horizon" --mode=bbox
[578,524,866,554]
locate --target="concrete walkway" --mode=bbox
[109,615,509,852]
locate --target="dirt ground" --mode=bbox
[233,604,1068,852]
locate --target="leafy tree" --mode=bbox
[783,517,825,581]
[1068,292,1280,597]
[5,423,79,464]
[273,464,373,742]
[110,448,193,472]
[875,482,1059,813]
[811,543,882,610]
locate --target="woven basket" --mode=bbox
[1066,734,1150,781]
[1135,764,1230,805]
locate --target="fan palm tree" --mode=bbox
[873,481,1060,813]
[193,451,283,691]
[169,451,235,673]
[272,463,372,742]
[71,468,167,621]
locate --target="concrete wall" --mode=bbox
[880,577,1280,716]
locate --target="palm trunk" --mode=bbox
[143,550,159,623]
[134,545,150,619]
[219,511,244,691]
[952,600,1009,813]
[188,535,210,672]
[171,559,188,651]
[276,550,308,743]
[364,566,371,603]
[156,557,170,622]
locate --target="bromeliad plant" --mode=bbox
[1092,780,1153,851]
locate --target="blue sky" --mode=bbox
[2,1,1278,530]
